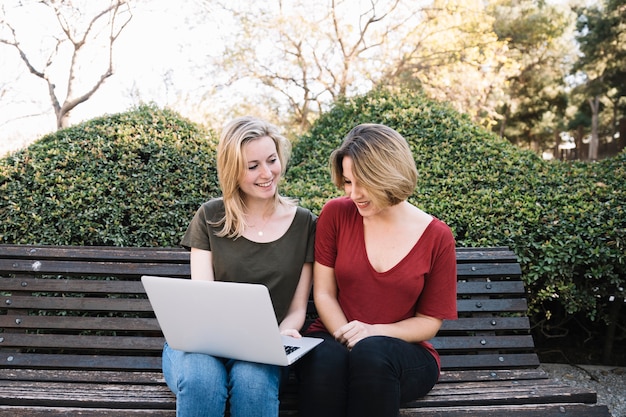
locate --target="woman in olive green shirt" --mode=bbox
[163,116,316,417]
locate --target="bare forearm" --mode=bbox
[370,315,442,343]
[315,293,349,334]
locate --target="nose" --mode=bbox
[260,163,272,178]
[347,183,363,200]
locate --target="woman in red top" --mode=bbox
[297,123,458,417]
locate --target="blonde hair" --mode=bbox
[213,116,294,238]
[330,124,417,208]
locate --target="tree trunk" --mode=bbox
[588,96,600,161]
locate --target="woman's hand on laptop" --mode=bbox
[280,328,302,338]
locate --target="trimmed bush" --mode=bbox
[0,105,219,247]
[284,88,625,336]
[1,90,623,360]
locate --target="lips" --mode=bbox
[257,180,273,188]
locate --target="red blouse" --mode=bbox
[307,197,458,369]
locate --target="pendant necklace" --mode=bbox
[254,214,272,237]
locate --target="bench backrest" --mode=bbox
[0,245,538,373]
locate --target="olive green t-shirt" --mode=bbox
[180,198,316,323]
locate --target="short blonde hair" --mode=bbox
[330,123,417,208]
[214,116,293,238]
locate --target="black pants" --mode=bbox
[296,332,439,417]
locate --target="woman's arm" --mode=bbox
[189,247,214,281]
[279,262,313,337]
[334,314,443,350]
[313,261,349,335]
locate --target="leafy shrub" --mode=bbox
[0,105,219,247]
[1,91,623,355]
[285,88,625,333]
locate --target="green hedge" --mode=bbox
[0,105,219,247]
[284,88,625,330]
[1,91,624,340]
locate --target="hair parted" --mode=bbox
[330,123,418,207]
[213,116,294,238]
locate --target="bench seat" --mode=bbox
[0,244,610,416]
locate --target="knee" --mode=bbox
[174,352,227,392]
[349,337,394,374]
[231,361,281,392]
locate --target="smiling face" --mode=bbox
[239,136,282,202]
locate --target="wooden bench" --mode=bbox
[0,244,610,416]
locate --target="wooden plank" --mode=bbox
[0,380,175,408]
[0,315,160,332]
[0,277,149,293]
[439,317,530,332]
[0,259,190,277]
[432,335,535,350]
[456,281,525,295]
[0,406,176,417]
[0,334,164,351]
[0,245,190,262]
[2,295,154,312]
[399,403,611,417]
[440,353,540,370]
[405,383,599,407]
[0,353,162,371]
[437,368,549,383]
[0,369,165,384]
[456,263,522,278]
[456,298,528,313]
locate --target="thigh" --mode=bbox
[350,336,439,401]
[296,332,349,417]
[296,331,348,383]
[228,359,281,390]
[162,342,228,393]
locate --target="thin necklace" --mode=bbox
[252,213,272,237]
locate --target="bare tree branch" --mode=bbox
[1,0,132,130]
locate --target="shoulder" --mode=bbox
[425,217,456,248]
[321,196,354,214]
[196,198,225,220]
[295,206,318,222]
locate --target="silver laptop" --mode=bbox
[141,275,323,366]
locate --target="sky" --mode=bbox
[0,0,594,157]
[0,0,225,156]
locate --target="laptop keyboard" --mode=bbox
[284,345,300,355]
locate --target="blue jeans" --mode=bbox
[296,333,439,417]
[162,343,281,417]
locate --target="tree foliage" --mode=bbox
[571,0,626,160]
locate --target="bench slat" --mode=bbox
[2,295,154,312]
[0,380,175,408]
[0,334,164,352]
[0,353,162,371]
[0,245,189,262]
[0,277,148,293]
[0,369,165,384]
[432,335,535,350]
[399,404,612,417]
[456,298,528,313]
[440,354,540,369]
[440,317,530,331]
[456,281,524,295]
[0,259,190,277]
[457,262,521,278]
[0,316,160,332]
[0,407,175,417]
